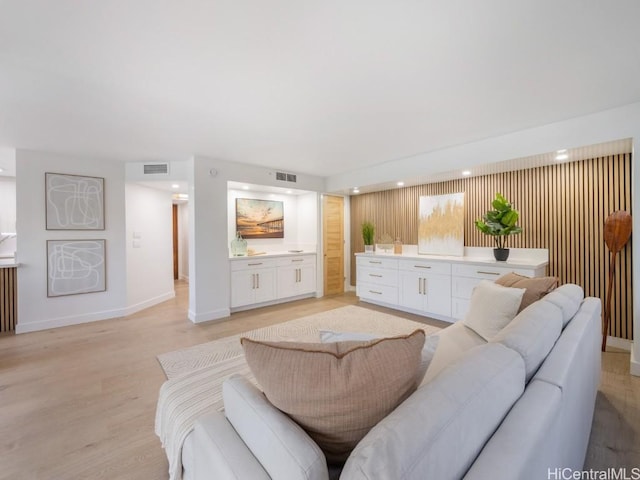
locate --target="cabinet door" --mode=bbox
[231,270,255,307]
[254,268,276,304]
[423,274,452,316]
[399,271,424,311]
[297,264,316,295]
[276,266,297,299]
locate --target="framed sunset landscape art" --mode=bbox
[235,198,285,239]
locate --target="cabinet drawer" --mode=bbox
[398,259,451,275]
[276,255,316,267]
[357,266,398,286]
[356,256,398,270]
[357,282,398,304]
[451,263,532,280]
[230,258,277,271]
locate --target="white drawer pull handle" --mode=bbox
[369,261,382,264]
[292,259,304,262]
[369,290,382,295]
[248,262,263,266]
[477,271,500,276]
[369,273,383,277]
[415,265,431,269]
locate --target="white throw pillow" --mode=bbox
[319,329,439,385]
[463,280,526,341]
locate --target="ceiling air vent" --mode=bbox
[143,163,169,175]
[275,172,297,183]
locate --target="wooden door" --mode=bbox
[323,195,344,295]
[172,204,178,280]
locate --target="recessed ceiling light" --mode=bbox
[242,185,249,190]
[462,170,471,176]
[353,188,360,194]
[171,183,180,189]
[557,149,567,154]
[555,153,569,161]
[397,181,404,187]
[286,190,293,194]
[0,168,4,173]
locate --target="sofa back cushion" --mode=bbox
[341,343,525,480]
[540,284,584,327]
[222,375,328,480]
[241,330,425,465]
[491,299,563,382]
[462,280,526,340]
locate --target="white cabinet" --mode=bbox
[230,254,317,311]
[398,260,451,317]
[277,255,316,299]
[450,263,544,320]
[356,257,398,305]
[230,259,277,308]
[355,251,548,322]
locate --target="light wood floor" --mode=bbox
[0,281,637,479]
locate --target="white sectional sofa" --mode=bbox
[184,284,601,480]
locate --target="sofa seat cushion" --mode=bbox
[463,280,526,341]
[421,321,486,385]
[241,330,425,465]
[341,343,526,480]
[495,272,559,311]
[491,299,563,382]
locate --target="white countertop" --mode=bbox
[229,251,316,260]
[0,258,19,268]
[356,246,548,270]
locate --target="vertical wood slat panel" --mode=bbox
[0,267,17,332]
[350,154,633,340]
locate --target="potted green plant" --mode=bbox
[474,193,522,261]
[362,221,375,253]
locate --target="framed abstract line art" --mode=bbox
[45,173,105,230]
[47,239,106,297]
[235,198,284,239]
[418,192,465,256]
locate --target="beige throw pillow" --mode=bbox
[462,280,525,341]
[241,330,426,465]
[495,272,559,311]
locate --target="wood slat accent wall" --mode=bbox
[0,267,17,332]
[350,153,633,339]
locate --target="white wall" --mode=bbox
[0,176,16,233]
[188,157,324,323]
[15,150,127,333]
[125,183,175,315]
[178,201,189,281]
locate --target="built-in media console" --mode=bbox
[356,246,548,322]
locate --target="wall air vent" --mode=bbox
[143,163,169,175]
[275,172,297,183]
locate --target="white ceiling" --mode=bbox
[1,1,639,178]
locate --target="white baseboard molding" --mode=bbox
[188,307,231,324]
[229,293,316,314]
[179,274,189,283]
[605,335,632,352]
[630,345,640,377]
[123,291,175,317]
[16,307,126,334]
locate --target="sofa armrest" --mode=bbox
[193,410,271,480]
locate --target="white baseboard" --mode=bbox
[123,291,175,317]
[179,274,189,283]
[631,345,640,377]
[606,335,632,352]
[188,307,230,324]
[16,307,126,334]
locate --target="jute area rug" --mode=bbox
[157,305,441,379]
